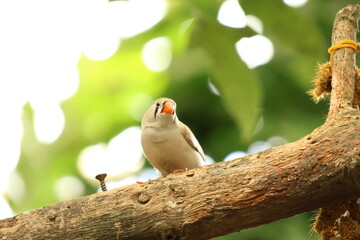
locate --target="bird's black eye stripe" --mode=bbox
[154,102,160,118]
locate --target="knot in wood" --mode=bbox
[47,215,57,221]
[138,192,151,204]
[166,234,178,240]
[164,231,180,240]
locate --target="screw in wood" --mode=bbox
[95,173,108,191]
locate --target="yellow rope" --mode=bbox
[309,40,360,102]
[328,40,359,54]
[328,40,360,63]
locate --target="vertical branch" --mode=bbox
[314,5,360,240]
[328,5,360,119]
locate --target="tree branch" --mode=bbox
[1,4,360,240]
[328,4,360,119]
[1,112,360,240]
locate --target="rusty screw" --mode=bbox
[95,173,107,191]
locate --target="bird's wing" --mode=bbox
[180,122,206,162]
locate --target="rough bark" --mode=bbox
[1,4,360,240]
[328,4,360,118]
[0,112,360,240]
[313,5,360,240]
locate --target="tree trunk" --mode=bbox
[1,4,360,240]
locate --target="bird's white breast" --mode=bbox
[141,126,204,176]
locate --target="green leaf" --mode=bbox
[185,0,224,21]
[240,0,325,54]
[191,19,262,142]
[240,0,327,88]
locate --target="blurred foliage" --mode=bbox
[12,0,360,239]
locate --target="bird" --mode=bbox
[141,97,205,176]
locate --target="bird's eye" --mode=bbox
[154,102,160,118]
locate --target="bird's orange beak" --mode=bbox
[161,101,175,115]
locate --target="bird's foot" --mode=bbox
[136,181,144,184]
[173,169,185,173]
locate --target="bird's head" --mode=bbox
[141,97,178,128]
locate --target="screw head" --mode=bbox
[95,173,107,181]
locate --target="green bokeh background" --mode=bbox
[11,0,360,239]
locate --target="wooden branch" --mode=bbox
[1,111,360,240]
[328,4,360,119]
[1,4,360,240]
